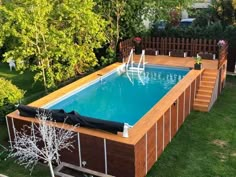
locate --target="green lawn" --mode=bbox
[0,64,235,176]
[0,62,50,176]
[0,62,45,103]
[147,76,236,177]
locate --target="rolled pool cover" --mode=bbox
[17,104,124,134]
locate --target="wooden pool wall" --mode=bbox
[6,63,218,177]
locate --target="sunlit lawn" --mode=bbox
[0,62,235,176]
[147,76,236,177]
[0,62,50,176]
[0,62,45,103]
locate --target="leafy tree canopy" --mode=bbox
[144,0,194,23]
[95,0,194,42]
[233,0,236,9]
[210,0,236,26]
[0,0,107,90]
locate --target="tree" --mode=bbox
[95,0,126,49]
[95,0,194,43]
[144,0,194,23]
[210,0,235,26]
[120,0,147,38]
[8,112,76,177]
[0,0,107,91]
[233,0,236,9]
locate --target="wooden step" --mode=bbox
[194,98,210,104]
[196,92,211,96]
[204,69,218,73]
[194,102,209,107]
[201,76,216,82]
[200,85,214,90]
[202,75,216,79]
[200,81,215,86]
[193,103,209,112]
[195,94,211,100]
[197,87,212,95]
[203,72,217,77]
[199,87,213,91]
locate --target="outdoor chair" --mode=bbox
[8,59,16,71]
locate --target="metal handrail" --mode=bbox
[126,49,134,71]
[137,50,145,72]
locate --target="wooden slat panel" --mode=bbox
[164,109,170,148]
[135,136,146,177]
[157,117,163,158]
[13,118,32,137]
[60,133,80,166]
[191,81,195,110]
[196,74,201,90]
[147,124,156,171]
[178,93,184,128]
[171,102,177,138]
[185,86,191,119]
[80,134,105,173]
[107,140,134,177]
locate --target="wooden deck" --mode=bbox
[132,54,218,70]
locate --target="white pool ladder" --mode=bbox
[126,49,146,72]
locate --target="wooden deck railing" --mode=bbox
[218,43,228,68]
[119,37,228,69]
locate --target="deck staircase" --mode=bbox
[193,69,218,112]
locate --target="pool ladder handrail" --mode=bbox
[126,49,134,71]
[127,49,146,72]
[125,49,146,85]
[137,50,146,72]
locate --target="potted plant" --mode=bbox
[133,37,142,55]
[194,55,202,70]
[217,40,226,49]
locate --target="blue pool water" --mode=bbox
[48,65,189,125]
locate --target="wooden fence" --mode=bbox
[119,37,228,69]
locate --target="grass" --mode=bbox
[0,121,50,176]
[0,63,236,176]
[0,153,50,177]
[0,62,50,176]
[0,62,45,103]
[147,76,236,177]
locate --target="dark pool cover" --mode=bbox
[17,104,124,134]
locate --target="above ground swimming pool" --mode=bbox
[45,65,189,125]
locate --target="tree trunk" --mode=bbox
[49,161,55,177]
[41,60,48,93]
[116,15,120,49]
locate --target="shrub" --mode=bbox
[224,25,236,46]
[99,47,116,67]
[0,77,24,122]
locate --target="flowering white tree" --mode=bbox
[0,144,7,158]
[8,112,76,177]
